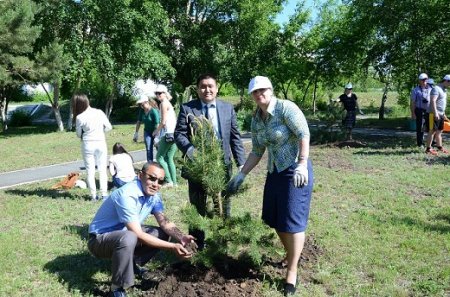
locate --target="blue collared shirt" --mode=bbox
[88,179,164,234]
[251,98,310,173]
[410,85,432,110]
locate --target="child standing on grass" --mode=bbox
[109,143,136,188]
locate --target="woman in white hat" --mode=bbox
[133,94,160,163]
[227,76,313,296]
[152,84,178,187]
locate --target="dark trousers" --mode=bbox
[415,108,427,146]
[87,226,168,289]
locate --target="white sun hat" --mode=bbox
[136,94,149,105]
[345,83,353,89]
[155,84,168,93]
[248,76,273,94]
[418,73,428,80]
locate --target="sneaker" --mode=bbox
[425,148,438,155]
[109,287,126,297]
[438,147,449,154]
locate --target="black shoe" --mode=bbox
[109,287,127,297]
[283,283,296,296]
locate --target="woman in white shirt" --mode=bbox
[152,84,178,187]
[73,93,112,200]
[109,142,136,187]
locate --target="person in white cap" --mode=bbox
[227,76,313,296]
[72,93,112,201]
[410,73,432,147]
[152,84,178,187]
[334,83,363,140]
[175,73,246,249]
[424,75,450,155]
[133,94,160,162]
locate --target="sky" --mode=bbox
[275,0,319,25]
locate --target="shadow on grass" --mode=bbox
[388,215,450,234]
[0,125,60,137]
[44,224,111,296]
[5,187,89,200]
[425,156,450,166]
[44,252,111,296]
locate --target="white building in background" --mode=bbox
[131,79,157,98]
[21,83,53,96]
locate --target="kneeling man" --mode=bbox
[88,162,196,297]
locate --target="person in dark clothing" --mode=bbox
[337,83,363,140]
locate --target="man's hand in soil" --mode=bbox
[172,243,193,259]
[180,235,198,253]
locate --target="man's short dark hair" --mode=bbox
[141,161,163,172]
[196,73,217,87]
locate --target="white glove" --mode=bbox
[227,172,246,194]
[293,164,308,187]
[133,132,139,142]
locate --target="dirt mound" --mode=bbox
[333,140,367,148]
[139,260,261,297]
[132,235,323,297]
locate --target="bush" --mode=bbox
[9,110,32,127]
[236,109,253,132]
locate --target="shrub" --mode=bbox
[236,109,253,132]
[9,110,32,127]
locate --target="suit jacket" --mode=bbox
[175,99,246,166]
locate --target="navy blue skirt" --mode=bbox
[262,160,313,233]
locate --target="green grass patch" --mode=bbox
[0,124,142,173]
[1,134,449,296]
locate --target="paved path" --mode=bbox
[0,130,447,190]
[0,150,147,190]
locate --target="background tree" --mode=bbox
[0,0,41,131]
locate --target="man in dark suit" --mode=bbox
[175,73,246,248]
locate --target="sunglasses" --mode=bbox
[155,92,162,95]
[143,172,165,185]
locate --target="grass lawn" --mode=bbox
[0,131,449,296]
[0,124,142,173]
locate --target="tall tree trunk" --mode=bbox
[41,82,63,131]
[378,83,389,120]
[239,87,244,108]
[68,75,82,131]
[52,82,64,132]
[313,75,318,115]
[301,80,312,104]
[0,88,8,132]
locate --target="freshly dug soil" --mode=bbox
[128,235,324,297]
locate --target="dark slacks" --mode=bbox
[87,226,168,289]
[414,107,427,146]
